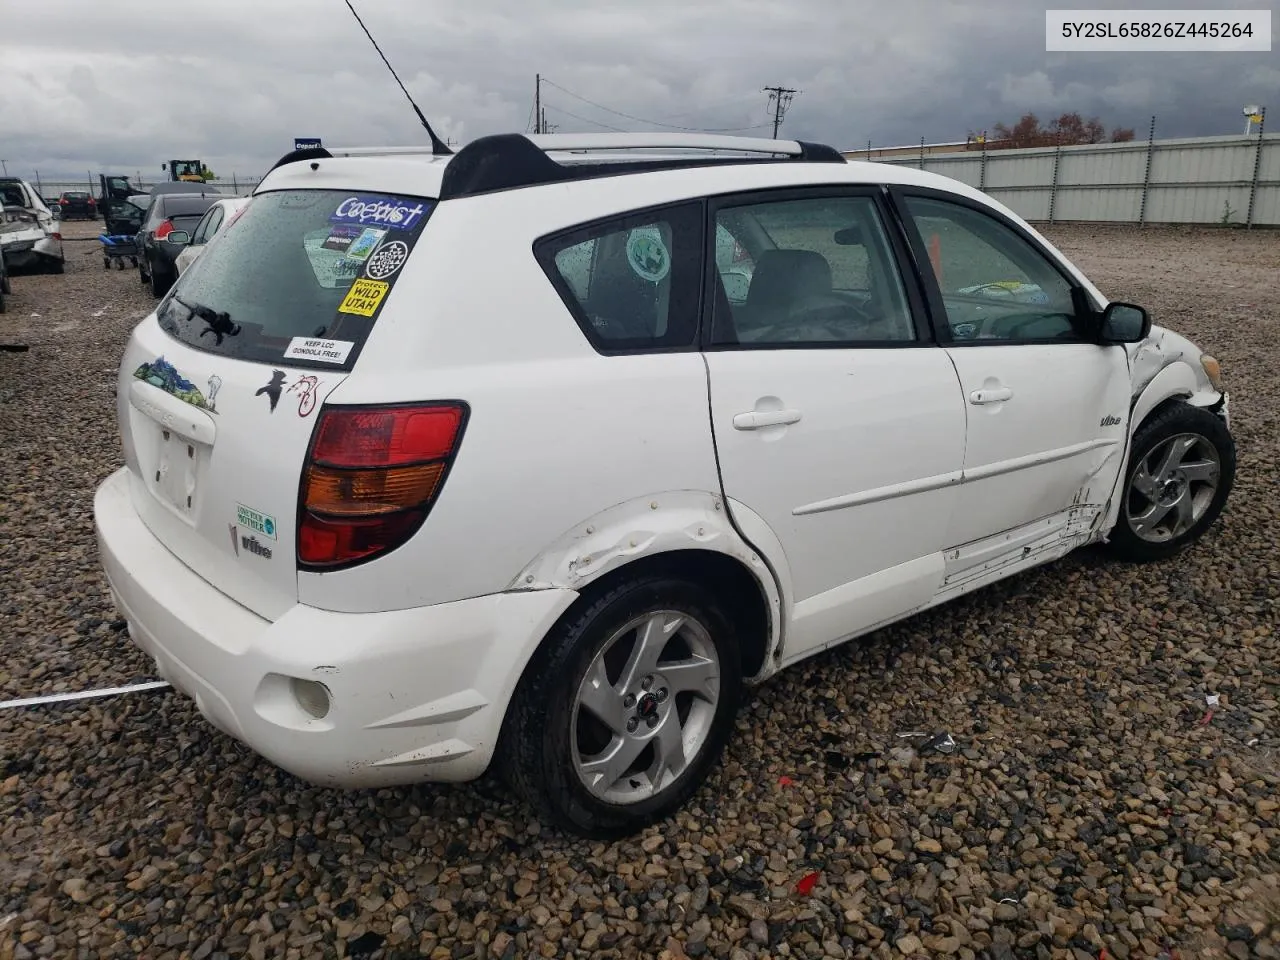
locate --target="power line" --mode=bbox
[763,85,799,139]
[540,77,770,133]
[542,102,628,133]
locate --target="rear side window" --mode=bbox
[157,189,435,371]
[535,202,704,352]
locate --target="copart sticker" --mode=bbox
[236,503,277,540]
[330,195,431,232]
[338,278,389,316]
[365,239,409,280]
[284,336,354,364]
[626,227,670,282]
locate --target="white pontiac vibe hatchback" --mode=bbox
[94,133,1235,838]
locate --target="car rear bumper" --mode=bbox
[94,466,578,788]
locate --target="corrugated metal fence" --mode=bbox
[27,176,261,204]
[863,132,1279,226]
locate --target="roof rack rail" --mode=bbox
[439,132,845,199]
[268,132,846,199]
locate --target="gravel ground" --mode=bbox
[2,220,1278,960]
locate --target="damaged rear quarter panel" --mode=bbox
[506,490,785,680]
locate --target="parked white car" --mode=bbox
[0,177,65,274]
[172,197,250,276]
[94,133,1234,838]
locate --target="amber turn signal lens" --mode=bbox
[1200,355,1223,391]
[303,463,444,517]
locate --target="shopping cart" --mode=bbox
[99,233,139,270]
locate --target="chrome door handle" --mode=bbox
[969,387,1013,405]
[733,409,802,430]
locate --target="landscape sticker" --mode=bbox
[338,278,389,317]
[344,227,387,262]
[284,336,354,364]
[133,356,214,413]
[236,503,277,540]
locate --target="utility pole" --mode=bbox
[535,74,541,134]
[0,159,7,176]
[763,86,798,139]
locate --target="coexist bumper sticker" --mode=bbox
[331,195,431,232]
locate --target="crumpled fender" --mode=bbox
[506,490,785,676]
[1098,326,1225,538]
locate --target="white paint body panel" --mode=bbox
[942,343,1132,547]
[92,143,1233,789]
[705,348,966,661]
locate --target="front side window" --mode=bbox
[902,196,1080,343]
[537,202,704,352]
[712,194,916,346]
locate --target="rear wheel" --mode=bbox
[1106,400,1235,562]
[46,259,64,275]
[501,575,743,839]
[149,260,173,297]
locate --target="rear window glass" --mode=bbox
[164,196,219,216]
[156,189,434,371]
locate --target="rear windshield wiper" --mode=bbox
[171,293,241,345]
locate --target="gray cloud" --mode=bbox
[1,0,1274,181]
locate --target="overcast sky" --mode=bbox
[3,0,1276,182]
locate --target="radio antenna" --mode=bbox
[341,0,453,155]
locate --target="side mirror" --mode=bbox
[1098,301,1151,343]
[167,230,191,245]
[721,270,751,302]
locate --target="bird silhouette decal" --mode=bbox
[256,370,287,412]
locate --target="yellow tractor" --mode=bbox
[163,160,207,183]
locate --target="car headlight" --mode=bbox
[1200,355,1223,391]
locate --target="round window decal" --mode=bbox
[626,228,670,282]
[365,239,410,280]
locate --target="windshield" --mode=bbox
[157,188,435,371]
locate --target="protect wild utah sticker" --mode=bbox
[338,278,389,317]
[284,336,354,364]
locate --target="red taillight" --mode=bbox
[298,403,467,568]
[59,199,68,205]
[154,219,174,240]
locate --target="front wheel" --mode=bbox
[1106,400,1235,562]
[501,576,743,839]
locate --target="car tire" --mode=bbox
[149,261,172,297]
[500,574,743,840]
[1106,400,1235,563]
[1,272,10,295]
[47,259,64,275]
